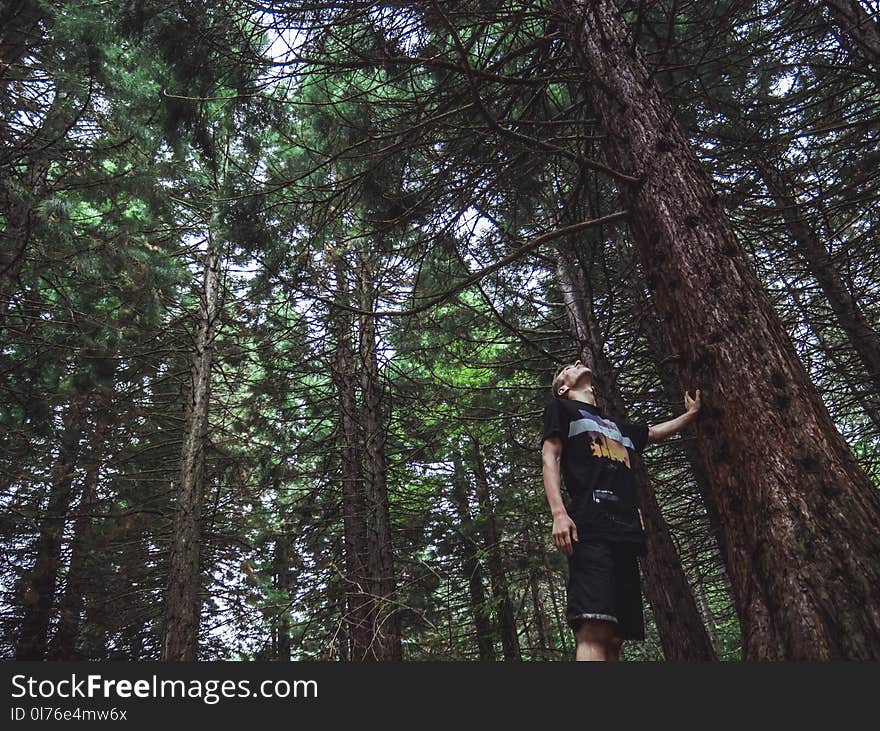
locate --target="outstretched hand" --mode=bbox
[684,388,701,414]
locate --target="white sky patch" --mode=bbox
[771,73,796,97]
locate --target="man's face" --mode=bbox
[558,359,592,396]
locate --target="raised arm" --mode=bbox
[647,388,701,443]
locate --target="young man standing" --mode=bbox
[541,359,701,661]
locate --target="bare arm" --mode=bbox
[542,436,578,555]
[648,388,701,443]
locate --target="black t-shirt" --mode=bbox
[541,396,649,548]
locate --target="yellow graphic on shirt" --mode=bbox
[588,433,631,468]
[568,409,636,469]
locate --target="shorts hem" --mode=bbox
[568,612,619,628]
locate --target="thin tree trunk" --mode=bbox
[0,0,42,84]
[525,526,553,660]
[332,254,374,661]
[357,251,402,661]
[556,245,717,660]
[471,438,521,661]
[451,451,497,661]
[694,560,724,658]
[161,235,220,661]
[0,157,50,321]
[15,397,86,659]
[756,157,880,400]
[48,413,112,660]
[778,270,880,431]
[560,0,880,658]
[274,477,293,661]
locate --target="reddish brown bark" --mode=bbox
[332,255,373,660]
[560,0,880,659]
[161,239,221,661]
[356,251,402,660]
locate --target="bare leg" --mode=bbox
[574,619,616,661]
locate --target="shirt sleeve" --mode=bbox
[540,398,567,447]
[618,421,650,454]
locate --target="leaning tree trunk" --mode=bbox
[556,245,717,660]
[2,65,78,323]
[451,451,497,661]
[817,0,880,70]
[331,254,373,661]
[161,234,221,661]
[0,0,43,85]
[357,251,402,661]
[624,255,732,575]
[559,0,880,659]
[755,157,880,400]
[471,438,521,661]
[777,270,880,432]
[0,157,50,321]
[16,397,86,659]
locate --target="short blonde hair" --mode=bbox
[551,362,575,397]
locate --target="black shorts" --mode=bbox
[566,538,645,641]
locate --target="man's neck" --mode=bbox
[567,388,596,406]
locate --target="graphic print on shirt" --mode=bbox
[568,409,636,469]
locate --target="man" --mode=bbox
[541,359,701,661]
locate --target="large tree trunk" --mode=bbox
[161,236,220,661]
[16,397,86,659]
[48,413,111,660]
[451,451,497,661]
[357,251,402,661]
[623,253,732,575]
[471,438,521,661]
[556,245,717,660]
[755,157,880,401]
[560,0,880,659]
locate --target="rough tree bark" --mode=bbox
[559,0,880,658]
[357,250,402,660]
[556,244,717,660]
[161,234,221,661]
[331,254,374,660]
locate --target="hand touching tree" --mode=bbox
[684,388,701,414]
